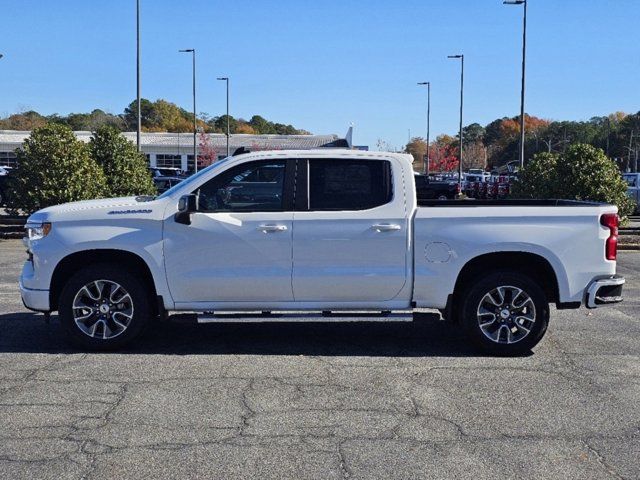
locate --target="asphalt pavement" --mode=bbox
[0,239,638,479]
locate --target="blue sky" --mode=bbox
[1,0,638,149]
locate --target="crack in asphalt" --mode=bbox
[582,439,627,480]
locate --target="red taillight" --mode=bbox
[456,183,461,194]
[600,213,619,261]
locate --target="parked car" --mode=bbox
[622,173,639,214]
[153,176,184,194]
[414,173,459,200]
[463,173,489,198]
[149,167,185,179]
[0,166,14,206]
[20,150,624,355]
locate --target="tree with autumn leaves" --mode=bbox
[197,132,218,168]
[0,100,309,137]
[405,136,459,172]
[406,111,640,172]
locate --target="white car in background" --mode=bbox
[623,173,639,214]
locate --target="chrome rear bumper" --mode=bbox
[586,276,625,309]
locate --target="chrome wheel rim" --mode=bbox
[476,285,536,344]
[72,280,134,340]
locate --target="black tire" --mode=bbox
[458,270,549,356]
[59,264,152,351]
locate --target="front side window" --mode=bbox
[196,160,286,212]
[309,159,392,211]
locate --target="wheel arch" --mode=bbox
[50,249,158,312]
[453,251,560,305]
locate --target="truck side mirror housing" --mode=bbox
[175,194,198,225]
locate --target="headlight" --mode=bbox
[25,222,52,241]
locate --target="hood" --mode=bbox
[27,196,161,223]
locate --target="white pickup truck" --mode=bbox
[20,150,625,355]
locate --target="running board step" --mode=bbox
[172,312,414,324]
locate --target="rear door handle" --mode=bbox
[258,224,288,233]
[372,223,402,232]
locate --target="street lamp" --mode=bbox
[448,55,464,191]
[136,0,141,152]
[179,49,198,173]
[504,0,527,169]
[417,82,431,175]
[217,77,230,157]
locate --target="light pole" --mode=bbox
[136,0,141,152]
[448,55,464,191]
[217,77,230,157]
[179,49,198,173]
[504,0,527,169]
[417,82,431,175]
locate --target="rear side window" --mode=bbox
[309,159,392,211]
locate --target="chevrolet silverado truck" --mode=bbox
[20,150,625,354]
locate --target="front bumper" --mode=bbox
[586,276,625,309]
[19,281,50,312]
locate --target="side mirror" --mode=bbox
[175,194,198,225]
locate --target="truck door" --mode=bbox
[291,158,408,303]
[163,159,295,304]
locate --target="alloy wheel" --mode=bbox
[476,285,536,344]
[72,280,134,340]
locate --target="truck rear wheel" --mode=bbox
[458,270,549,356]
[59,264,152,351]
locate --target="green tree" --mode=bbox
[511,144,634,220]
[462,123,485,145]
[89,126,156,198]
[124,98,155,130]
[249,115,275,134]
[213,114,238,134]
[509,152,559,199]
[48,109,125,132]
[5,124,107,213]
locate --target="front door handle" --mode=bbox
[372,223,402,232]
[258,224,288,233]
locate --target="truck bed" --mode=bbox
[411,198,616,310]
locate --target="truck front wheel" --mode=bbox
[59,264,152,350]
[458,270,549,356]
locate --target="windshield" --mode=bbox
[157,157,233,199]
[623,175,637,187]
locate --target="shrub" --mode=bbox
[511,144,634,220]
[90,126,156,197]
[5,124,107,214]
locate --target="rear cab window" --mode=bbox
[304,159,393,211]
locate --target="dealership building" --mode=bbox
[0,129,358,172]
